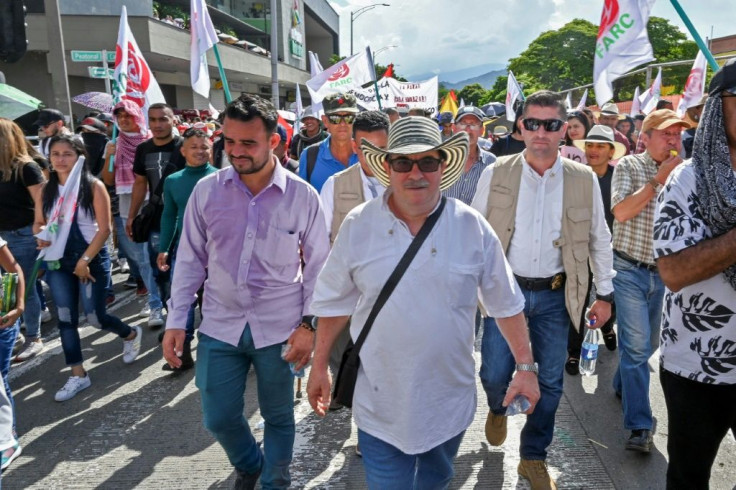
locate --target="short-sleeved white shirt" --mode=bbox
[311,191,525,453]
[654,162,736,385]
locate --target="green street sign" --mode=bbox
[72,50,102,62]
[88,67,114,79]
[107,51,116,63]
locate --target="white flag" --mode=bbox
[630,86,641,115]
[460,98,466,108]
[113,6,165,113]
[308,51,324,77]
[575,89,588,111]
[190,0,219,98]
[293,83,304,134]
[307,48,376,104]
[639,67,662,114]
[505,71,524,122]
[593,0,656,107]
[676,51,707,117]
[565,92,573,110]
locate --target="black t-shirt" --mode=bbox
[0,162,45,231]
[490,135,526,157]
[597,165,615,233]
[132,137,186,194]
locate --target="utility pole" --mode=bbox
[270,0,279,109]
[44,0,72,119]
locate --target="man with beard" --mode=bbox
[163,94,329,489]
[35,109,73,158]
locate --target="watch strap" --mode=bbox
[515,363,538,374]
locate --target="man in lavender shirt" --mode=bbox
[162,94,330,489]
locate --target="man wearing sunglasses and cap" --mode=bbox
[298,93,359,192]
[307,116,539,489]
[653,58,736,489]
[472,90,614,490]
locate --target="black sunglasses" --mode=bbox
[522,118,565,132]
[327,114,356,124]
[387,156,444,173]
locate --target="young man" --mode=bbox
[308,116,539,489]
[288,107,328,160]
[163,94,329,489]
[35,108,72,158]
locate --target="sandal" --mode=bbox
[603,330,617,351]
[565,357,580,376]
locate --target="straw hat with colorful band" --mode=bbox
[573,125,627,160]
[360,116,469,191]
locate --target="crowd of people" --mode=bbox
[0,59,735,490]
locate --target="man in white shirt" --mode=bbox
[471,91,615,490]
[307,117,540,489]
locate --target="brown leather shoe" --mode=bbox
[518,459,557,490]
[485,412,507,446]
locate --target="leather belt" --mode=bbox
[614,250,657,272]
[514,273,566,291]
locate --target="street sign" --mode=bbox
[88,67,114,79]
[72,50,116,63]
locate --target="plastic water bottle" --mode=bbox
[580,318,599,376]
[281,344,305,378]
[505,395,531,416]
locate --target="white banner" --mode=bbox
[677,50,707,117]
[350,76,439,114]
[190,0,219,98]
[593,0,656,106]
[306,48,376,104]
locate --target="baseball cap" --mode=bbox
[98,113,114,124]
[300,106,319,121]
[276,124,288,143]
[322,93,358,115]
[438,112,453,124]
[454,106,486,123]
[34,108,64,127]
[708,57,736,96]
[75,117,106,134]
[641,109,692,133]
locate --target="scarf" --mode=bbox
[113,100,151,194]
[693,92,736,290]
[35,156,85,263]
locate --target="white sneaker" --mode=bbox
[138,304,151,318]
[148,307,165,328]
[119,258,130,274]
[55,375,91,402]
[40,307,53,323]
[122,326,142,364]
[14,339,44,362]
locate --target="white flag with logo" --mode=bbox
[639,67,662,114]
[505,71,524,122]
[593,0,656,106]
[113,6,165,112]
[676,50,707,117]
[307,48,376,104]
[190,0,219,98]
[575,89,588,111]
[630,86,641,115]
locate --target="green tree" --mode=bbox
[457,83,490,106]
[438,82,450,102]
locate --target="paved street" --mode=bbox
[3,272,735,489]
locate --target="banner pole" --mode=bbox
[374,81,383,110]
[213,44,233,103]
[669,0,719,71]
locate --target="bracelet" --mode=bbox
[299,322,316,333]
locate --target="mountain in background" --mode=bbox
[409,62,506,84]
[441,69,507,90]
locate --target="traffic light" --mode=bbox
[0,0,28,64]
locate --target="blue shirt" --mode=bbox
[298,135,359,192]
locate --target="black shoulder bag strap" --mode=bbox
[306,144,319,183]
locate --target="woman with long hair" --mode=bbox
[616,115,636,150]
[0,118,45,363]
[34,135,142,402]
[564,111,591,146]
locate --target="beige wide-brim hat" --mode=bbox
[361,116,469,191]
[573,124,627,160]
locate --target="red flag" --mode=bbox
[449,90,458,103]
[278,115,293,149]
[384,63,394,79]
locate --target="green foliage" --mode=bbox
[457,83,489,106]
[438,83,450,102]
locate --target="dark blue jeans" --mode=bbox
[0,321,18,433]
[481,287,569,460]
[0,226,41,340]
[45,220,132,366]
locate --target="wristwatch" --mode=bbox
[596,292,614,303]
[648,178,663,193]
[299,315,316,333]
[515,363,539,375]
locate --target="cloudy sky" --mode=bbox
[327,0,734,80]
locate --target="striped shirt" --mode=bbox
[611,151,659,265]
[443,146,496,205]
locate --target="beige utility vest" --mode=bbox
[330,164,365,245]
[484,154,594,331]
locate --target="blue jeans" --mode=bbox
[0,321,18,434]
[0,226,41,339]
[169,258,195,342]
[113,216,162,310]
[480,287,569,460]
[196,326,294,489]
[358,429,465,490]
[612,254,664,431]
[45,230,132,366]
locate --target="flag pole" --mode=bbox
[374,81,383,110]
[212,44,232,103]
[669,0,719,71]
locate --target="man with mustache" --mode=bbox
[472,90,614,490]
[163,94,329,489]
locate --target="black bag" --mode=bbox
[332,197,447,408]
[131,197,162,243]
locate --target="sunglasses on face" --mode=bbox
[522,118,565,132]
[327,114,356,125]
[387,156,444,173]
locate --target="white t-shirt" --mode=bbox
[311,192,525,454]
[57,183,99,244]
[654,162,736,385]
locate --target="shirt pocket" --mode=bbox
[261,223,301,270]
[447,262,482,310]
